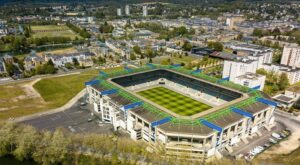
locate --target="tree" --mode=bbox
[99,22,114,33]
[5,63,17,76]
[145,48,155,58]
[184,62,193,70]
[45,65,56,74]
[64,63,73,69]
[182,41,193,51]
[130,53,136,60]
[207,42,223,51]
[237,33,243,40]
[67,22,90,38]
[278,73,289,90]
[24,26,31,38]
[133,45,142,55]
[72,58,80,67]
[0,123,17,156]
[256,68,268,75]
[35,65,45,74]
[271,27,281,36]
[33,129,70,165]
[13,126,39,161]
[252,28,263,37]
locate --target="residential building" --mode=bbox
[225,15,245,29]
[142,6,148,17]
[117,8,122,16]
[227,43,273,67]
[273,91,298,108]
[125,5,130,16]
[0,19,8,38]
[0,57,6,74]
[233,72,266,90]
[280,45,300,68]
[24,55,45,71]
[2,54,14,64]
[105,39,128,58]
[222,58,258,82]
[45,52,95,68]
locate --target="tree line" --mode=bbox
[66,22,91,39]
[256,68,289,95]
[252,27,300,45]
[0,122,255,165]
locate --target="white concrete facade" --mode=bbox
[281,45,300,68]
[125,5,130,16]
[142,6,148,17]
[222,58,258,82]
[117,8,122,16]
[233,72,266,90]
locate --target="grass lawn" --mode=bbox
[33,67,125,108]
[0,82,47,120]
[33,73,95,108]
[31,25,69,31]
[137,87,211,116]
[31,25,80,40]
[0,67,126,120]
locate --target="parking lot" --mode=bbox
[228,121,289,160]
[22,99,114,134]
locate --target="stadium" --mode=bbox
[85,64,277,160]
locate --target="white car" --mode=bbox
[269,138,277,144]
[272,133,282,140]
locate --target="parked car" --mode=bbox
[269,138,277,144]
[264,143,271,148]
[272,133,282,140]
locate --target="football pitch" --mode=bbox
[31,25,80,40]
[137,87,212,116]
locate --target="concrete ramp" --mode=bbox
[215,150,223,159]
[225,146,233,153]
[241,137,249,144]
[256,130,262,136]
[264,125,271,131]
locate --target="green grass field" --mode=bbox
[0,67,126,120]
[31,25,69,31]
[31,25,80,40]
[137,87,211,116]
[33,67,125,108]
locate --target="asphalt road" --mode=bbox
[21,101,114,134]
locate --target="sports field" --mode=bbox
[137,87,211,116]
[31,25,80,39]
